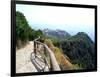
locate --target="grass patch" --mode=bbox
[44,39,74,70]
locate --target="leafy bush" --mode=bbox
[16,11,43,49]
[73,64,83,70]
[60,32,95,69]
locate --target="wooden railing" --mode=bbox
[30,37,61,71]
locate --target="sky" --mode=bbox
[16,4,95,41]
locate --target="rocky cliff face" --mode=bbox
[42,29,70,39]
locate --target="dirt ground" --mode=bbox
[16,41,37,73]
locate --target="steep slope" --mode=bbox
[44,39,74,70]
[60,32,95,69]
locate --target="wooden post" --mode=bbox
[33,41,34,52]
[34,41,36,58]
[44,46,47,57]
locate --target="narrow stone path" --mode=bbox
[16,41,37,73]
[16,39,60,73]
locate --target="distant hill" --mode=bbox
[60,32,95,69]
[42,28,71,39]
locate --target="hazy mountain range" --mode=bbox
[42,28,94,42]
[42,29,95,69]
[42,28,70,39]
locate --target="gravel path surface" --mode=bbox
[16,41,37,73]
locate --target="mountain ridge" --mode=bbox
[59,32,95,69]
[42,28,71,39]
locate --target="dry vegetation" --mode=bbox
[44,39,74,70]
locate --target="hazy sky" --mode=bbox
[16,4,95,41]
